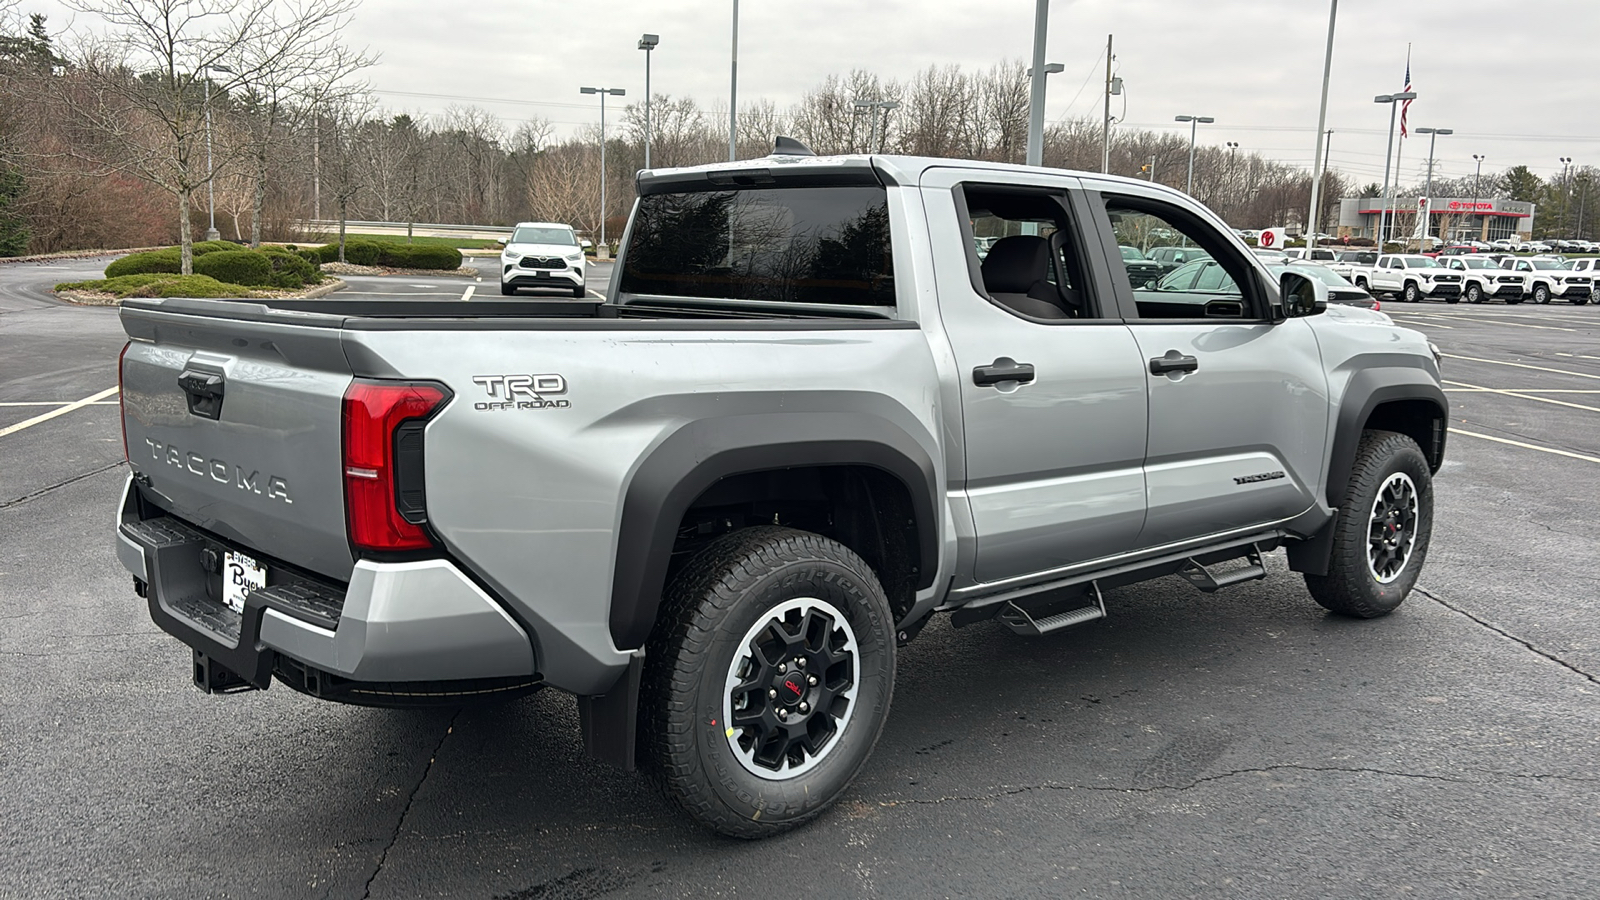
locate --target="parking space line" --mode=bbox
[1451,428,1600,465]
[1444,389,1600,394]
[1392,314,1576,332]
[1441,354,1600,381]
[0,386,119,438]
[0,400,119,406]
[1389,318,1454,328]
[1444,380,1600,414]
[461,285,475,301]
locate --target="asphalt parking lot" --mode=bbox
[3,264,1599,899]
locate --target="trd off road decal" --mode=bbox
[471,374,571,411]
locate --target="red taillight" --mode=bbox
[118,342,131,461]
[341,379,448,551]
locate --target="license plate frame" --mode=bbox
[222,550,266,614]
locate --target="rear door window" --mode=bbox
[618,186,895,307]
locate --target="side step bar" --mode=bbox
[1178,544,1267,593]
[999,583,1107,636]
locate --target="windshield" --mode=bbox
[510,226,578,246]
[1458,258,1494,268]
[1530,259,1565,270]
[1339,252,1376,263]
[1402,256,1441,268]
[618,185,895,306]
[1120,246,1146,261]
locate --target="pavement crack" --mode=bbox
[1417,587,1600,686]
[0,460,126,509]
[879,764,1475,808]
[361,709,460,900]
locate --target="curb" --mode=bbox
[0,246,167,265]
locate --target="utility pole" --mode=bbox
[1146,155,1155,182]
[1101,33,1113,173]
[1305,0,1338,248]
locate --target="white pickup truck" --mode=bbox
[1330,250,1378,284]
[1498,257,1593,305]
[1442,256,1527,304]
[1364,254,1464,304]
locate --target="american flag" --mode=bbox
[1399,61,1413,138]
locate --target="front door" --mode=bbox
[922,169,1150,584]
[1088,187,1330,548]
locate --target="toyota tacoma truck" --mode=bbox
[1366,254,1464,303]
[114,143,1447,838]
[1499,256,1593,305]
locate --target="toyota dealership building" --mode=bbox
[1336,196,1536,243]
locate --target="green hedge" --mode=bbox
[313,240,462,270]
[259,247,321,288]
[57,273,254,299]
[194,249,274,286]
[105,248,181,278]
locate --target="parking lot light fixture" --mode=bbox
[1470,154,1486,242]
[1417,127,1452,242]
[580,86,626,250]
[638,34,658,170]
[852,98,901,154]
[1560,157,1574,236]
[202,63,234,243]
[1174,114,1214,197]
[1373,92,1415,245]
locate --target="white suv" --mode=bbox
[500,222,589,298]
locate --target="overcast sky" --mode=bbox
[39,0,1600,191]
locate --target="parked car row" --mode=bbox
[1340,252,1592,305]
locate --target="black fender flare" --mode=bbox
[1290,365,1447,576]
[608,412,939,650]
[1325,366,1448,507]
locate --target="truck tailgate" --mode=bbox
[120,302,354,581]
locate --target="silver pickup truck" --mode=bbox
[114,144,1447,838]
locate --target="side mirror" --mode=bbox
[1280,270,1328,318]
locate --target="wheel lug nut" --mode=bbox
[807,675,818,686]
[799,702,809,713]
[796,657,806,668]
[776,662,786,674]
[777,708,788,720]
[768,688,777,699]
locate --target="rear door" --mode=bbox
[921,168,1149,583]
[1084,186,1328,548]
[120,301,356,580]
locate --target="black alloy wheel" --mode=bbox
[1366,472,1420,585]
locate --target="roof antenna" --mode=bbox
[771,136,816,157]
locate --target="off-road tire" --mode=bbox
[641,526,895,838]
[1533,284,1551,304]
[1464,283,1483,304]
[1305,430,1433,618]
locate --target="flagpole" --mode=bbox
[1388,44,1412,247]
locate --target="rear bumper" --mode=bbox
[116,477,537,695]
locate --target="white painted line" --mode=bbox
[0,401,120,406]
[1390,319,1455,328]
[0,386,119,438]
[1451,429,1600,465]
[1444,389,1600,394]
[461,285,476,301]
[1390,313,1575,332]
[1441,354,1600,381]
[1444,380,1600,414]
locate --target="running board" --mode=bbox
[999,583,1107,636]
[1178,544,1266,593]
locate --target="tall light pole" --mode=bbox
[202,63,233,243]
[1373,91,1415,245]
[1025,0,1051,167]
[852,98,901,154]
[1470,154,1486,242]
[580,86,626,250]
[1305,0,1338,248]
[1560,156,1573,237]
[1416,126,1452,243]
[638,34,658,170]
[1174,114,1214,197]
[728,0,739,161]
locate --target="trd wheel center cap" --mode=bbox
[776,670,806,704]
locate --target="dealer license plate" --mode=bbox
[222,550,266,613]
